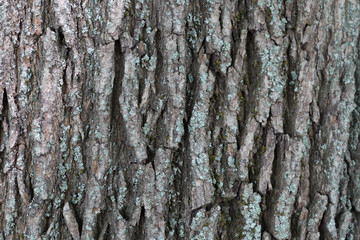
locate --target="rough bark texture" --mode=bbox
[0,0,359,239]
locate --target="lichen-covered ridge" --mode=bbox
[0,0,359,239]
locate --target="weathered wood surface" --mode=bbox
[0,0,359,239]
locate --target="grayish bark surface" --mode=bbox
[0,0,359,239]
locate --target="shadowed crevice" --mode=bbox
[283,36,297,137]
[131,206,146,240]
[0,89,9,175]
[110,39,124,153]
[154,29,164,96]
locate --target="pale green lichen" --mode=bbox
[237,183,262,239]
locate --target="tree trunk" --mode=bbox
[0,0,359,239]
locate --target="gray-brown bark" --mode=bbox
[0,0,359,239]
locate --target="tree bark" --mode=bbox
[0,0,359,239]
